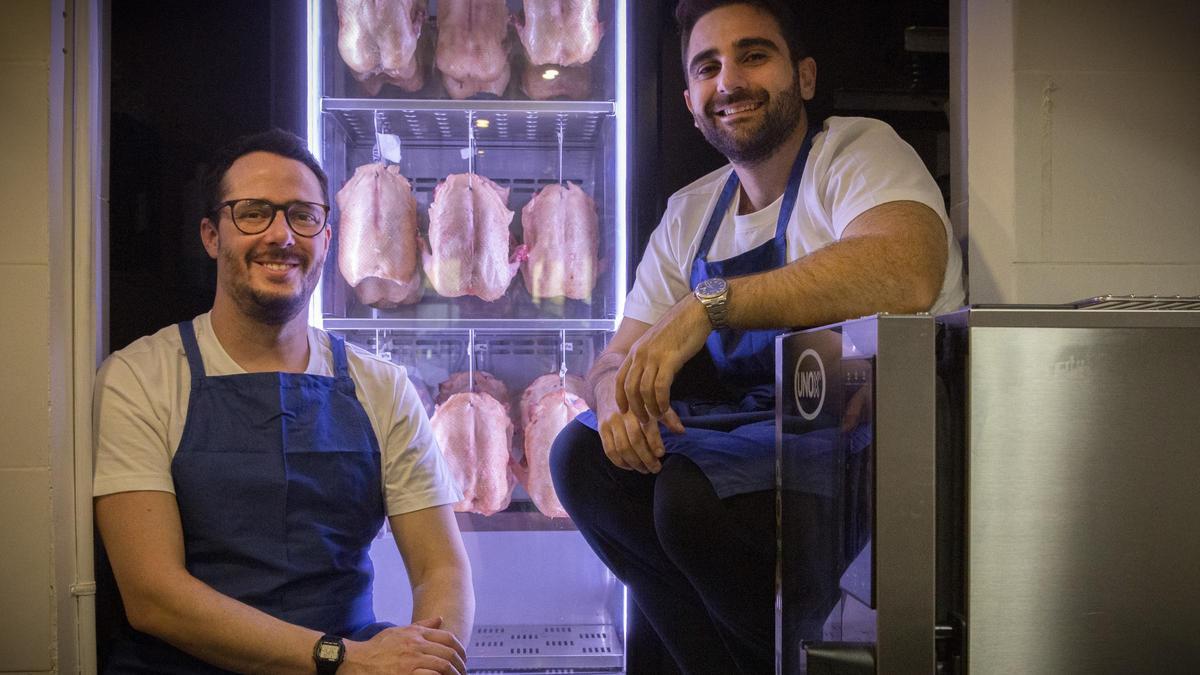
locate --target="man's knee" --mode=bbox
[549,420,601,505]
[652,456,718,555]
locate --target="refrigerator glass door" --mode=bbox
[307,2,630,671]
[777,316,938,674]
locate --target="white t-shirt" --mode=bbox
[624,116,965,324]
[92,312,461,517]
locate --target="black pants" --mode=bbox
[550,420,776,674]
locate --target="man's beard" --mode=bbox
[696,71,806,165]
[218,241,323,326]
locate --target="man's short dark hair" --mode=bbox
[201,128,329,217]
[675,0,807,75]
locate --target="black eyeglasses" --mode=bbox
[214,199,330,237]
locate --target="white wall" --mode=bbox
[964,0,1200,303]
[0,1,99,673]
[0,0,59,671]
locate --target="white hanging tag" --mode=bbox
[376,133,403,162]
[459,146,472,160]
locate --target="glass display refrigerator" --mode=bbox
[306,1,631,671]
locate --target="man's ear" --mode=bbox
[798,57,817,101]
[683,89,700,127]
[200,217,220,260]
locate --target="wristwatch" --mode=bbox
[694,277,730,329]
[313,634,345,674]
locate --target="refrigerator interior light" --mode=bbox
[542,68,560,80]
[614,0,629,322]
[306,0,324,330]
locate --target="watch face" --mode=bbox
[696,277,727,298]
[317,643,341,660]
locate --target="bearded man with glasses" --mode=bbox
[93,129,473,674]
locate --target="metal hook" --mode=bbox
[467,110,476,189]
[372,110,383,163]
[467,329,476,392]
[558,330,569,386]
[556,116,566,186]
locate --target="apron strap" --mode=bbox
[772,128,817,265]
[696,173,741,262]
[328,332,354,386]
[176,321,206,382]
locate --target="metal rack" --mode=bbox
[468,624,624,671]
[1072,294,1200,310]
[325,99,613,148]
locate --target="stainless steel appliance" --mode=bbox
[776,315,939,674]
[777,304,1200,674]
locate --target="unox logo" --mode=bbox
[793,348,826,421]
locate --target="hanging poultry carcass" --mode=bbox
[336,0,428,95]
[435,0,512,99]
[336,163,423,308]
[520,181,599,302]
[431,391,516,516]
[515,0,604,67]
[423,173,526,302]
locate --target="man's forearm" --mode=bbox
[98,491,327,674]
[411,565,475,643]
[586,349,625,414]
[728,202,947,330]
[131,571,324,674]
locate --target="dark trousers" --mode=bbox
[550,420,776,674]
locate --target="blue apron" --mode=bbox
[579,129,816,498]
[104,321,390,673]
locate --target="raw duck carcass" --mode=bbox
[437,370,511,409]
[424,173,525,301]
[516,0,604,67]
[435,0,512,99]
[336,164,423,307]
[337,0,428,95]
[518,372,588,430]
[431,391,515,516]
[405,368,436,416]
[520,182,599,301]
[518,388,588,518]
[521,62,592,100]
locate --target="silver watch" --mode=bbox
[694,277,730,329]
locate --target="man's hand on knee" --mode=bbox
[597,409,668,474]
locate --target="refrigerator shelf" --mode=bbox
[324,103,611,148]
[323,98,616,114]
[372,505,579,537]
[455,507,579,533]
[468,624,623,671]
[324,318,618,331]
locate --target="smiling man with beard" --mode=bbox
[550,1,964,672]
[93,130,474,674]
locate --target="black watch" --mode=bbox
[313,634,345,674]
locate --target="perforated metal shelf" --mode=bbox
[323,318,617,331]
[469,624,623,671]
[1072,294,1200,311]
[324,98,614,148]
